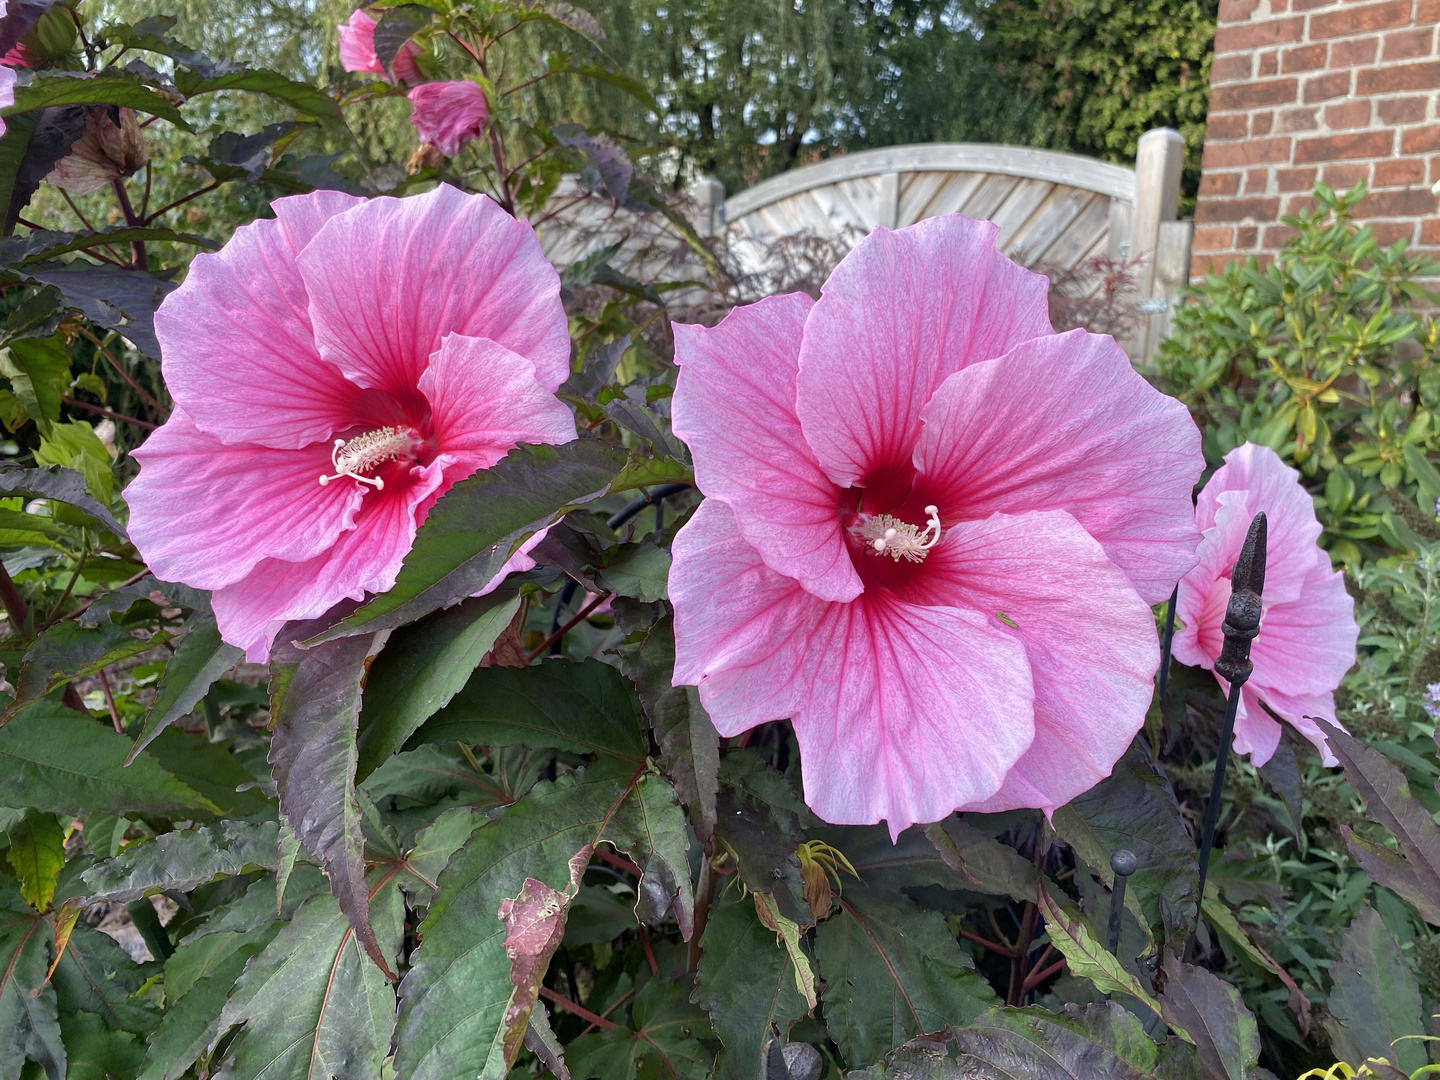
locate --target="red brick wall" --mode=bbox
[1192,0,1440,276]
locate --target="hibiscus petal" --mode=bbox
[672,295,861,602]
[418,332,576,481]
[1241,684,1342,767]
[1232,686,1286,767]
[125,408,364,591]
[671,499,1035,836]
[795,214,1052,488]
[298,185,570,397]
[912,329,1202,605]
[156,191,365,449]
[1249,558,1358,697]
[1197,444,1326,607]
[919,510,1160,815]
[211,456,449,662]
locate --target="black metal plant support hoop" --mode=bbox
[1188,511,1268,957]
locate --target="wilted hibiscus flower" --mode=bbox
[126,185,575,661]
[669,215,1204,835]
[408,80,489,161]
[1173,443,1358,765]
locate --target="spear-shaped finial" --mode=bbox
[1189,511,1267,960]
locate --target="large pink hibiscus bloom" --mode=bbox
[669,215,1204,834]
[1173,443,1358,766]
[126,185,575,661]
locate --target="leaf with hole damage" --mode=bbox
[394,761,691,1080]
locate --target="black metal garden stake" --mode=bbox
[1190,511,1267,950]
[1157,584,1179,714]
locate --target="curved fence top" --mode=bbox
[722,143,1138,223]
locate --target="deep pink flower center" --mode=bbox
[317,392,439,494]
[842,467,948,602]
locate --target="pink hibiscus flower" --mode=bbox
[408,80,489,158]
[0,65,13,138]
[125,185,575,662]
[1172,443,1358,766]
[338,7,421,83]
[668,215,1204,835]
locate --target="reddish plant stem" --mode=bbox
[594,848,641,878]
[1008,902,1040,1007]
[78,328,166,419]
[98,668,123,733]
[639,926,659,975]
[538,986,616,1030]
[526,591,610,663]
[1022,955,1067,994]
[0,561,30,633]
[577,987,635,1037]
[959,928,1016,958]
[61,395,156,430]
[109,179,148,270]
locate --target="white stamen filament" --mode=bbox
[317,426,415,490]
[856,505,943,563]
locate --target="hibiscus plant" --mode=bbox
[0,5,1436,1080]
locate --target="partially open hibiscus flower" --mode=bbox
[1173,442,1358,766]
[126,185,574,661]
[408,80,489,159]
[669,215,1204,834]
[338,7,421,83]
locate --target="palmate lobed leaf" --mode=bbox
[304,441,628,645]
[4,71,190,127]
[0,880,65,1080]
[569,975,713,1080]
[394,760,692,1080]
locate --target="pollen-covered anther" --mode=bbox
[856,505,943,563]
[317,426,418,490]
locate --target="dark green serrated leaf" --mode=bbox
[128,612,243,759]
[59,1011,145,1080]
[1036,884,1163,1013]
[1317,720,1440,928]
[0,226,216,268]
[213,876,401,1080]
[4,71,189,126]
[1323,906,1428,1074]
[3,621,169,722]
[75,574,207,629]
[920,817,1040,901]
[0,886,65,1080]
[52,922,161,1036]
[0,108,87,234]
[268,623,391,978]
[136,929,272,1080]
[0,703,218,816]
[1157,953,1259,1080]
[173,67,343,121]
[1258,740,1306,854]
[394,761,691,1080]
[411,657,648,763]
[304,441,626,644]
[81,822,279,903]
[0,464,125,537]
[355,590,521,782]
[394,806,483,912]
[17,260,176,358]
[568,976,712,1080]
[0,333,68,428]
[140,727,272,820]
[949,1002,1203,1080]
[621,610,718,842]
[5,811,63,912]
[3,622,169,722]
[597,542,671,601]
[818,884,998,1069]
[545,53,659,113]
[163,923,276,1005]
[1054,745,1197,936]
[692,890,811,1080]
[713,752,809,929]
